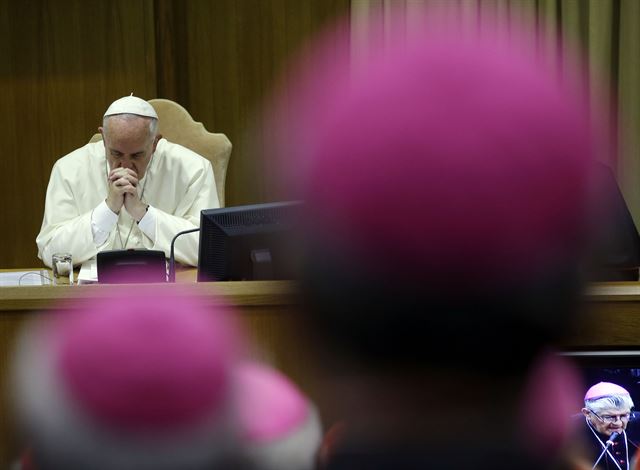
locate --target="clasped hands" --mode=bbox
[105,168,148,221]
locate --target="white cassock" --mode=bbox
[36,138,219,268]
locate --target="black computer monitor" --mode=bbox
[197,201,303,282]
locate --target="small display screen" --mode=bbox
[562,348,640,467]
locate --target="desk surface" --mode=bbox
[1,272,640,347]
[0,280,297,311]
[0,267,298,311]
[585,282,640,300]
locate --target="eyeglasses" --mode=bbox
[589,410,631,424]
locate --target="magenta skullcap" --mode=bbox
[585,382,630,401]
[274,10,603,291]
[234,361,310,443]
[54,286,242,433]
[232,361,323,470]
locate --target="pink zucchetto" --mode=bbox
[585,382,630,401]
[233,361,323,470]
[272,10,604,293]
[57,294,235,431]
[11,285,245,469]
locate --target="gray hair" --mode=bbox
[586,394,635,414]
[102,113,158,142]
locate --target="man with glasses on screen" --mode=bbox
[578,382,638,469]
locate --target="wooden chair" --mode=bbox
[90,98,232,207]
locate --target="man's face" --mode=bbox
[100,116,158,179]
[583,407,631,436]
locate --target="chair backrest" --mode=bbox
[90,98,232,207]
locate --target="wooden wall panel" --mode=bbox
[0,0,350,268]
[0,0,157,268]
[159,0,351,207]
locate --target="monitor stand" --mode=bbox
[251,249,274,280]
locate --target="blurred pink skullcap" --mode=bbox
[585,382,630,401]
[54,287,242,433]
[234,361,311,443]
[518,350,584,455]
[281,17,601,289]
[233,361,322,470]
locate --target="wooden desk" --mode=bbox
[564,282,640,347]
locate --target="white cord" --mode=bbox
[18,271,53,286]
[587,418,626,470]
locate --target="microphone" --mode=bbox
[592,431,622,470]
[606,431,620,446]
[168,228,200,282]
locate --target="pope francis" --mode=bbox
[36,95,219,268]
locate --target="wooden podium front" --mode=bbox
[564,282,640,348]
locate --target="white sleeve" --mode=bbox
[146,162,218,266]
[137,205,157,242]
[91,200,119,246]
[36,160,106,268]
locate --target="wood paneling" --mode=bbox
[0,0,351,268]
[0,0,157,268]
[163,0,351,208]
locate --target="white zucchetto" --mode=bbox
[103,95,158,119]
